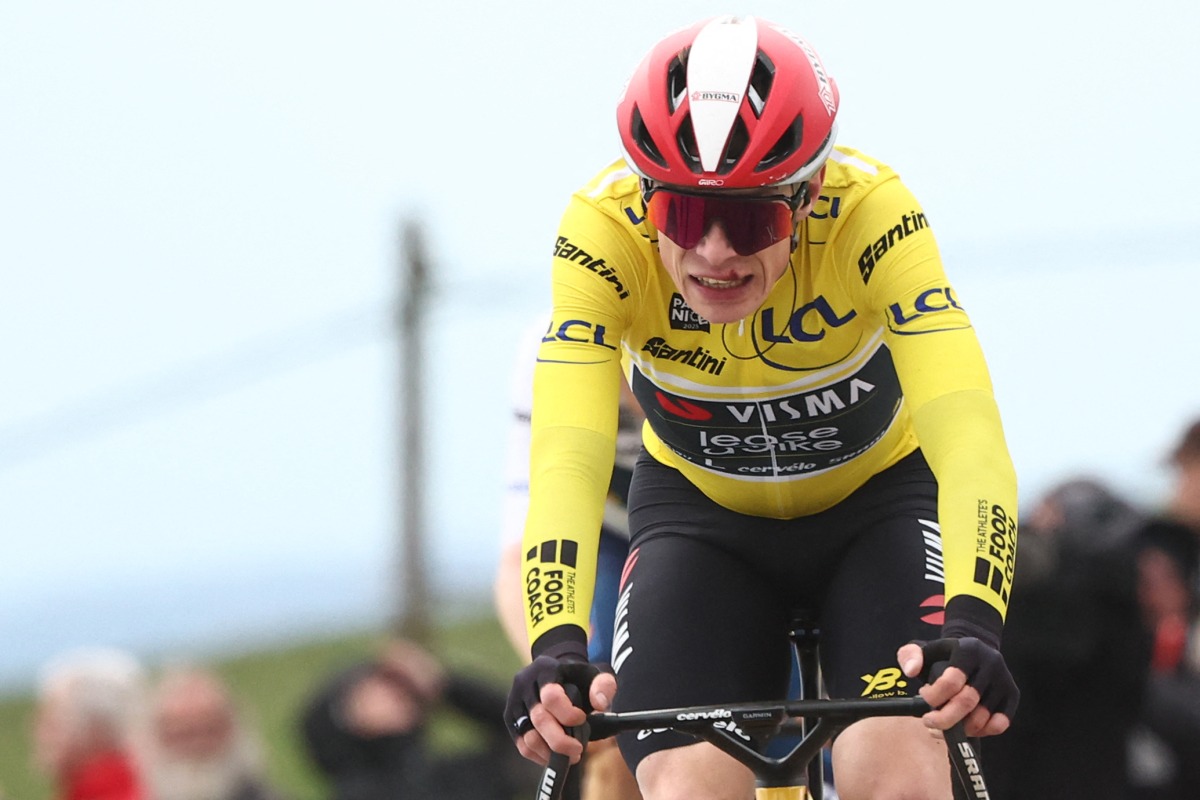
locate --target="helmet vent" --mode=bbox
[746,51,775,118]
[675,117,703,174]
[667,52,689,113]
[756,115,803,172]
[718,116,750,175]
[632,107,668,168]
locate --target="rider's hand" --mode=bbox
[897,636,1018,737]
[503,648,617,765]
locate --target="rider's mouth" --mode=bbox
[692,274,752,290]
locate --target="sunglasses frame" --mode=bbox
[641,179,811,255]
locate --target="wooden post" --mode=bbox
[395,218,431,641]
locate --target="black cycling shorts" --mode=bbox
[609,449,946,772]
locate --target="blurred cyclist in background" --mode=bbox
[503,14,1020,800]
[494,314,643,800]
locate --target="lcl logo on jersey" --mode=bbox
[760,296,857,344]
[808,194,842,220]
[541,318,618,351]
[887,287,967,332]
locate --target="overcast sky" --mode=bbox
[2,0,1198,675]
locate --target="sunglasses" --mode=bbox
[643,182,808,256]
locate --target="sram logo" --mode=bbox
[537,768,558,800]
[957,741,990,798]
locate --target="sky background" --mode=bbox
[2,0,1199,687]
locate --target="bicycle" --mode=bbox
[533,612,993,800]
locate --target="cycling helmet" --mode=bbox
[617,15,839,189]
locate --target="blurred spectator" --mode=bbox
[1129,418,1200,798]
[140,667,285,800]
[1136,417,1200,662]
[33,647,146,800]
[299,638,536,800]
[1166,418,1200,530]
[985,478,1150,800]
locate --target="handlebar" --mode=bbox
[537,695,954,799]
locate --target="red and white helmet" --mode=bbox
[617,15,839,189]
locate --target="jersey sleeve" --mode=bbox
[498,317,550,548]
[522,195,638,658]
[832,176,1018,644]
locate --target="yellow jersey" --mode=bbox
[523,146,1017,653]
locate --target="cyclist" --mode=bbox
[503,15,1020,800]
[494,315,644,800]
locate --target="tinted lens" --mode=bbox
[646,191,794,255]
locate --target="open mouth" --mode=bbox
[692,275,751,290]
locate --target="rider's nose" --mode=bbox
[693,221,738,261]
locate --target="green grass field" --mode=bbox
[0,612,524,800]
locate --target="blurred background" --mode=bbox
[2,0,1198,797]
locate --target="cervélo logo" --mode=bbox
[669,293,709,332]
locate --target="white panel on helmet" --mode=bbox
[686,16,758,173]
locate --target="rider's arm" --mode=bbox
[494,319,551,660]
[521,195,639,660]
[835,175,1018,647]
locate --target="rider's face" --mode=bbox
[654,170,823,325]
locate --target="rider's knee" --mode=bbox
[635,743,753,800]
[582,738,642,800]
[832,717,953,800]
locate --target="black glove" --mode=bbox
[503,647,600,741]
[917,636,1019,720]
